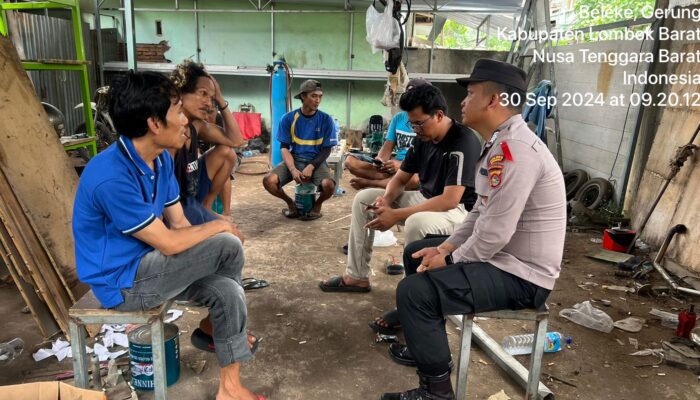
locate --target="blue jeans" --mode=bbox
[115,233,251,366]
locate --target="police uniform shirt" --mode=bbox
[444,114,567,290]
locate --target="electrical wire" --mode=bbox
[608,18,661,186]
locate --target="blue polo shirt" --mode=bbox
[72,136,180,308]
[277,108,338,161]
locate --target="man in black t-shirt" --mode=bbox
[319,84,481,293]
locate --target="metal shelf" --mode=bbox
[102,61,465,83]
[1,0,97,157]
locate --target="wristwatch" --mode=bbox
[445,253,454,265]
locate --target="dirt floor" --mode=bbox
[1,159,699,399]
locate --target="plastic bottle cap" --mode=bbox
[565,336,573,345]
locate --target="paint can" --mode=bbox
[295,183,317,215]
[128,323,180,390]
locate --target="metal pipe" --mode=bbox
[101,7,515,14]
[652,224,700,297]
[194,0,200,62]
[93,0,104,86]
[448,316,554,399]
[270,4,274,58]
[654,226,700,298]
[123,0,136,70]
[628,123,699,252]
[429,1,436,74]
[348,12,354,70]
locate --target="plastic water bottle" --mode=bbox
[0,338,24,365]
[501,332,572,356]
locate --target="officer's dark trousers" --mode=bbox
[397,237,551,376]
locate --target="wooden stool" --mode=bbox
[455,307,549,400]
[68,291,173,400]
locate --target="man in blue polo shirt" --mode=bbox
[72,71,265,400]
[262,79,337,221]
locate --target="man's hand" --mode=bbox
[228,223,246,244]
[417,252,448,273]
[211,76,225,107]
[301,164,315,182]
[372,195,389,209]
[413,246,450,273]
[380,159,401,175]
[291,168,304,184]
[364,206,399,231]
[213,219,245,244]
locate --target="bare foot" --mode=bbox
[350,178,371,190]
[217,363,262,400]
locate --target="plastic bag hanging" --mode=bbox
[365,2,401,54]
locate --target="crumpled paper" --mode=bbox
[33,323,132,362]
[164,309,183,323]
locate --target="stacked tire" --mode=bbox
[563,169,613,211]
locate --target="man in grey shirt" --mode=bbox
[381,60,566,400]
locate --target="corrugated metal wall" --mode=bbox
[11,11,95,135]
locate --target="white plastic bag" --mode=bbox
[559,301,614,333]
[373,230,397,247]
[365,2,401,54]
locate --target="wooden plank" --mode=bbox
[0,207,69,336]
[0,168,74,303]
[0,180,71,336]
[0,235,60,339]
[0,214,32,283]
[0,36,83,297]
[0,168,75,303]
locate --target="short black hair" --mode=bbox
[108,71,179,139]
[399,85,448,116]
[485,81,526,113]
[171,59,210,95]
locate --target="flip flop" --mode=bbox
[319,276,371,293]
[386,263,404,275]
[242,277,269,290]
[282,209,300,218]
[369,308,401,335]
[300,211,322,221]
[191,329,261,354]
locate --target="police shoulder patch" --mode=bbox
[489,169,503,189]
[488,155,504,165]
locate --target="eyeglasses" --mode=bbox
[409,116,433,132]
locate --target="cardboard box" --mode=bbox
[0,381,106,400]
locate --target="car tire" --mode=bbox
[574,177,613,210]
[563,169,589,200]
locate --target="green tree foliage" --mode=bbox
[438,19,511,51]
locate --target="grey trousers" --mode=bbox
[345,188,468,280]
[115,233,251,367]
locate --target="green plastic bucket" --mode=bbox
[128,323,180,390]
[212,194,224,214]
[295,183,317,215]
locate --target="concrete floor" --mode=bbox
[1,162,699,399]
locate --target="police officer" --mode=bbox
[380,60,566,400]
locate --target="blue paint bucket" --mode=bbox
[128,323,180,390]
[295,183,317,215]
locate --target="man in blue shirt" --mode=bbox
[344,79,429,190]
[262,79,337,221]
[72,71,264,400]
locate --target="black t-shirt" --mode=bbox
[173,124,200,198]
[400,121,480,210]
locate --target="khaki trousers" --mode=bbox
[345,188,468,280]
